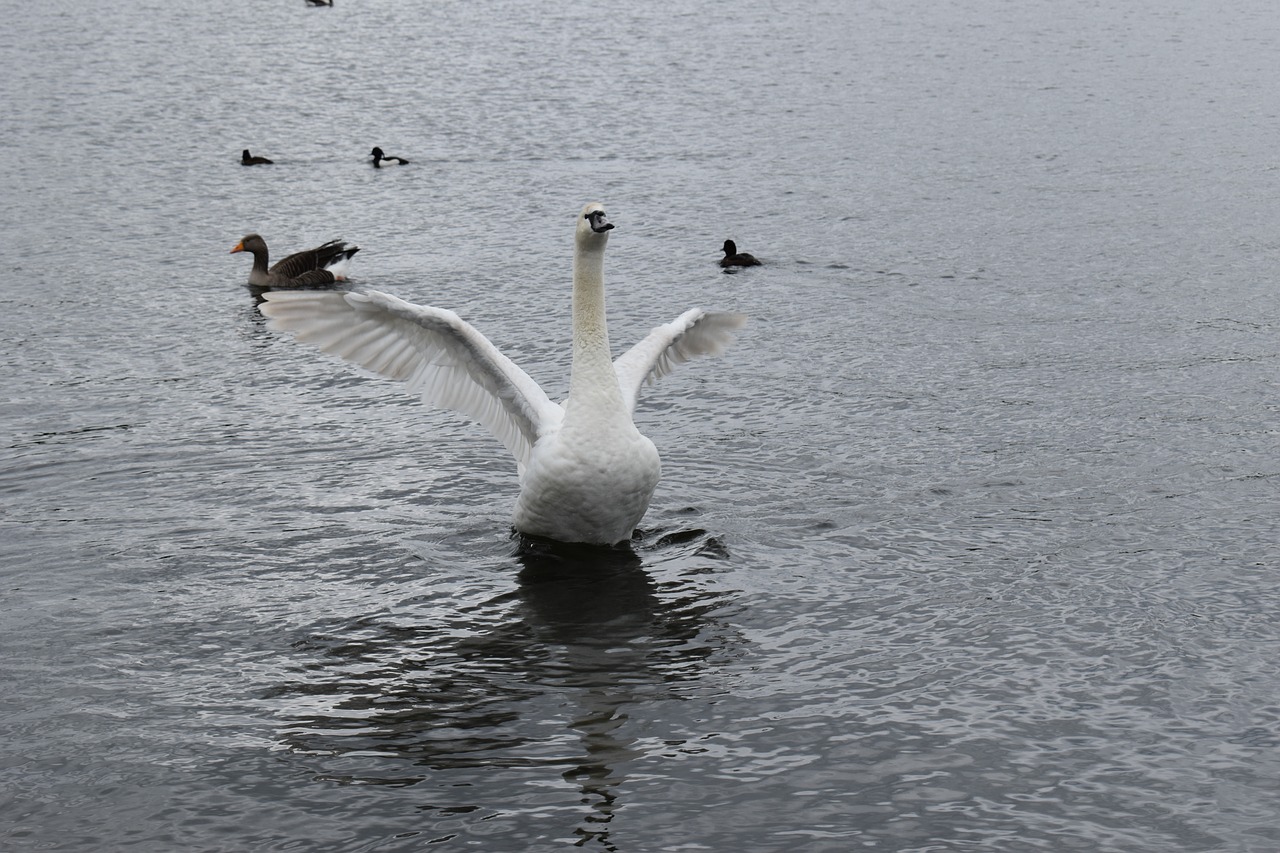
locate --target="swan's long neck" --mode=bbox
[566,239,626,420]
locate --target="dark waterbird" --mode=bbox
[719,239,761,268]
[230,234,359,288]
[241,149,273,166]
[370,146,410,167]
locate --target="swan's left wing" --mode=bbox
[259,288,562,467]
[613,308,747,413]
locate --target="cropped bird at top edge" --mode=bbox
[257,203,746,547]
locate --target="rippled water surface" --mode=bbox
[3,0,1280,850]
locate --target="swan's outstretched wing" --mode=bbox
[259,289,562,467]
[613,308,747,413]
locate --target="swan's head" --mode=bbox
[577,202,614,247]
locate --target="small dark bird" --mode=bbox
[230,234,360,288]
[370,146,410,168]
[305,0,333,7]
[720,239,761,268]
[241,149,273,166]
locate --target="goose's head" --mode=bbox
[577,202,614,248]
[230,234,266,255]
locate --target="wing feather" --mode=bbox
[268,240,355,281]
[613,308,747,413]
[259,289,562,466]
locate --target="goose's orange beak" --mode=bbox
[230,241,245,254]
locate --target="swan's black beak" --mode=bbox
[586,210,614,233]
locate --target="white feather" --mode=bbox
[613,308,747,414]
[261,289,558,467]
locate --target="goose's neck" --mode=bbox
[567,243,625,417]
[249,246,269,276]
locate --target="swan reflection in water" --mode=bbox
[271,528,735,849]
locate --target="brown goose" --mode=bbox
[241,149,273,166]
[370,147,409,168]
[719,239,761,268]
[230,234,360,288]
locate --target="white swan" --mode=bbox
[258,203,746,546]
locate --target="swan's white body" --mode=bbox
[259,203,745,546]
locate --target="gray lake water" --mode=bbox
[3,0,1280,850]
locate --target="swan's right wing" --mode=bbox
[259,289,562,467]
[613,308,747,413]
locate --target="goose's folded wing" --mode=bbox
[259,289,561,466]
[613,308,747,413]
[268,240,345,279]
[279,269,338,288]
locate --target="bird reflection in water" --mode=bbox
[512,536,673,849]
[271,528,734,850]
